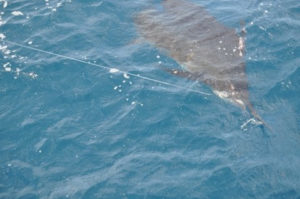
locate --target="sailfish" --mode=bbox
[134,0,267,126]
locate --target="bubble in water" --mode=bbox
[28,72,38,79]
[0,33,5,40]
[4,67,11,72]
[123,73,130,79]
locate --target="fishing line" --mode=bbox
[4,40,211,96]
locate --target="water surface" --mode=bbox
[0,0,299,198]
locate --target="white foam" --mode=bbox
[109,68,119,73]
[28,72,38,79]
[4,67,11,72]
[3,62,10,68]
[34,138,47,151]
[16,67,20,75]
[11,11,24,16]
[0,33,5,40]
[0,0,7,8]
[4,49,10,54]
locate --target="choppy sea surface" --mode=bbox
[0,0,299,198]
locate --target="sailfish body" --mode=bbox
[135,0,264,122]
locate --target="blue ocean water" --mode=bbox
[0,0,299,198]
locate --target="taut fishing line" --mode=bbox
[4,40,211,96]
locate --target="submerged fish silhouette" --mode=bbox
[134,0,267,125]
